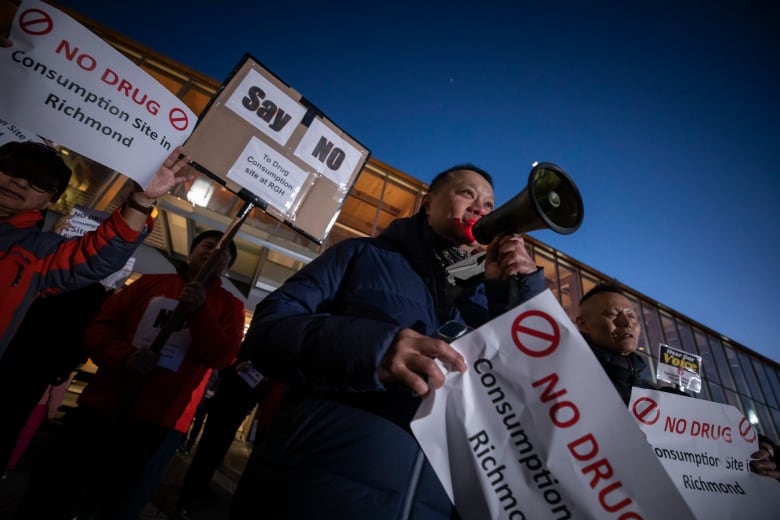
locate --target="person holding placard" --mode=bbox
[0,140,192,359]
[13,230,244,519]
[575,283,780,480]
[230,165,545,519]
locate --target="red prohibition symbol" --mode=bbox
[168,108,189,131]
[19,8,54,36]
[738,417,757,443]
[511,310,560,358]
[632,397,660,426]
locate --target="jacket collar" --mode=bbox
[587,339,647,375]
[2,209,44,229]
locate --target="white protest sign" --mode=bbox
[132,296,190,372]
[0,0,196,187]
[55,205,108,238]
[411,290,693,520]
[0,115,45,146]
[55,205,135,290]
[656,344,702,394]
[226,136,306,213]
[224,67,307,146]
[629,388,780,518]
[294,118,364,188]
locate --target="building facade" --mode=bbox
[5,1,780,442]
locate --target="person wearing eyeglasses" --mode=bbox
[0,140,191,359]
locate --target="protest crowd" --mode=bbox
[1,2,779,519]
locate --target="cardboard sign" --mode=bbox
[656,344,702,394]
[182,55,370,244]
[629,388,780,518]
[0,0,196,187]
[411,290,693,520]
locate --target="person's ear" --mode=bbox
[575,315,587,333]
[421,194,431,214]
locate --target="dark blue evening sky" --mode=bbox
[52,0,779,362]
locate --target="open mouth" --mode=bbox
[452,218,478,242]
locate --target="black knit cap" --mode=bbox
[0,141,72,201]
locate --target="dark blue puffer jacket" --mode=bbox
[234,212,545,520]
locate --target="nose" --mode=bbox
[468,200,490,217]
[11,176,32,189]
[614,312,631,327]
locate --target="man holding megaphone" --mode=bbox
[231,163,576,519]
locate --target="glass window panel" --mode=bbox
[755,402,778,442]
[533,249,558,298]
[375,208,397,235]
[380,180,419,220]
[180,86,215,114]
[723,388,744,414]
[766,368,780,411]
[338,196,379,236]
[692,328,721,385]
[580,271,601,297]
[675,319,697,355]
[736,351,766,405]
[751,359,780,409]
[697,378,711,401]
[557,260,581,321]
[723,342,751,398]
[739,396,764,436]
[659,310,680,348]
[707,381,727,405]
[770,408,780,442]
[339,170,389,235]
[709,334,736,391]
[639,301,664,361]
[326,223,363,246]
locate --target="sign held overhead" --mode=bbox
[184,55,371,244]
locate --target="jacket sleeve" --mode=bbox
[484,267,546,317]
[244,240,400,393]
[41,208,152,297]
[83,280,144,370]
[186,290,244,370]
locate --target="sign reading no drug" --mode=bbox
[184,55,370,244]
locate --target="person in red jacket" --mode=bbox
[0,140,192,359]
[13,230,245,520]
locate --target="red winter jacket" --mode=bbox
[80,272,244,432]
[0,208,149,358]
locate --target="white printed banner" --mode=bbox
[630,388,780,518]
[0,115,45,146]
[0,0,196,187]
[411,290,693,520]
